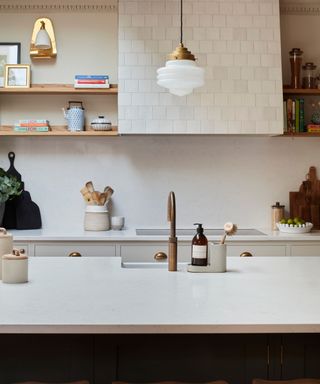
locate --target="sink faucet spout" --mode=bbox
[167,191,177,271]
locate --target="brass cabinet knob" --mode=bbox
[69,251,82,257]
[240,251,253,257]
[154,251,168,261]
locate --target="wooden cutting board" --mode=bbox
[290,166,320,229]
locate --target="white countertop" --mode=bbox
[10,228,320,242]
[1,256,320,334]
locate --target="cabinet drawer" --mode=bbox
[120,243,191,262]
[227,244,286,257]
[290,244,320,256]
[34,242,116,257]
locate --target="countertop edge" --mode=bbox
[1,324,320,334]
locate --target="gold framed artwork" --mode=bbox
[4,64,30,88]
[0,43,21,87]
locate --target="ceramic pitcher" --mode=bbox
[62,101,85,131]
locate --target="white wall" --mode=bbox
[1,135,319,231]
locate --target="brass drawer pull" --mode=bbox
[240,251,253,257]
[154,252,167,261]
[69,251,82,257]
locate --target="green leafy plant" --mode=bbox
[0,168,22,203]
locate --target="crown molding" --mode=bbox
[0,3,117,13]
[280,1,320,15]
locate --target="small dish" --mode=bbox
[276,222,313,234]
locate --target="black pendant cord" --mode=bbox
[180,0,183,45]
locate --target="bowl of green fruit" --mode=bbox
[276,217,313,234]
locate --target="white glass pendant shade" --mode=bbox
[35,27,51,49]
[157,60,205,96]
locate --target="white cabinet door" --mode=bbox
[290,244,320,256]
[227,243,287,257]
[34,242,116,257]
[119,242,191,262]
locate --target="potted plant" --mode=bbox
[0,168,22,225]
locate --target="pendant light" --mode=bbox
[157,0,204,96]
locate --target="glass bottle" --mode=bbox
[289,48,303,89]
[302,62,317,89]
[191,223,208,266]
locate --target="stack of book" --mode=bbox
[283,98,305,133]
[74,75,110,89]
[14,120,50,132]
[307,124,320,133]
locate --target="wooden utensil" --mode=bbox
[104,186,114,201]
[91,191,101,205]
[86,181,94,193]
[98,192,107,205]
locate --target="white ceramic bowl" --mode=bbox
[276,222,313,234]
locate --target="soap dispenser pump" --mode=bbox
[191,223,208,266]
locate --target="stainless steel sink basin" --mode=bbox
[121,262,188,269]
[136,228,266,236]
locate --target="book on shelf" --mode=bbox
[74,75,109,80]
[14,126,50,132]
[14,119,50,132]
[74,82,110,89]
[73,75,110,88]
[307,124,320,133]
[285,98,305,133]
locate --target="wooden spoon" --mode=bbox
[86,181,94,193]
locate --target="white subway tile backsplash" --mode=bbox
[119,0,282,135]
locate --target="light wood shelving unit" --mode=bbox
[283,88,320,95]
[0,83,118,95]
[0,126,118,136]
[0,83,118,136]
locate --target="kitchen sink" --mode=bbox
[136,228,266,236]
[121,262,188,269]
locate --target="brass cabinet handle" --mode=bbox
[240,251,253,257]
[154,251,168,261]
[69,251,82,257]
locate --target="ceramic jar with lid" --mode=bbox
[271,202,285,231]
[90,116,112,131]
[0,227,13,280]
[2,249,28,284]
[84,206,110,231]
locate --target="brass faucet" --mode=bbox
[167,191,177,271]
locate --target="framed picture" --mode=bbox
[4,64,30,88]
[0,43,21,87]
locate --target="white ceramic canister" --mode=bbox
[84,206,110,231]
[208,242,227,273]
[2,249,28,284]
[0,227,13,280]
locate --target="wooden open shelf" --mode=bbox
[282,132,320,137]
[0,125,119,136]
[0,83,118,95]
[283,88,320,95]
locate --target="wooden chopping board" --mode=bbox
[290,166,320,229]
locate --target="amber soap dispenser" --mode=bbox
[191,223,208,266]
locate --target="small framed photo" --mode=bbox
[4,64,30,88]
[0,43,21,87]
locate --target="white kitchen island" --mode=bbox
[1,256,320,384]
[0,256,320,334]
